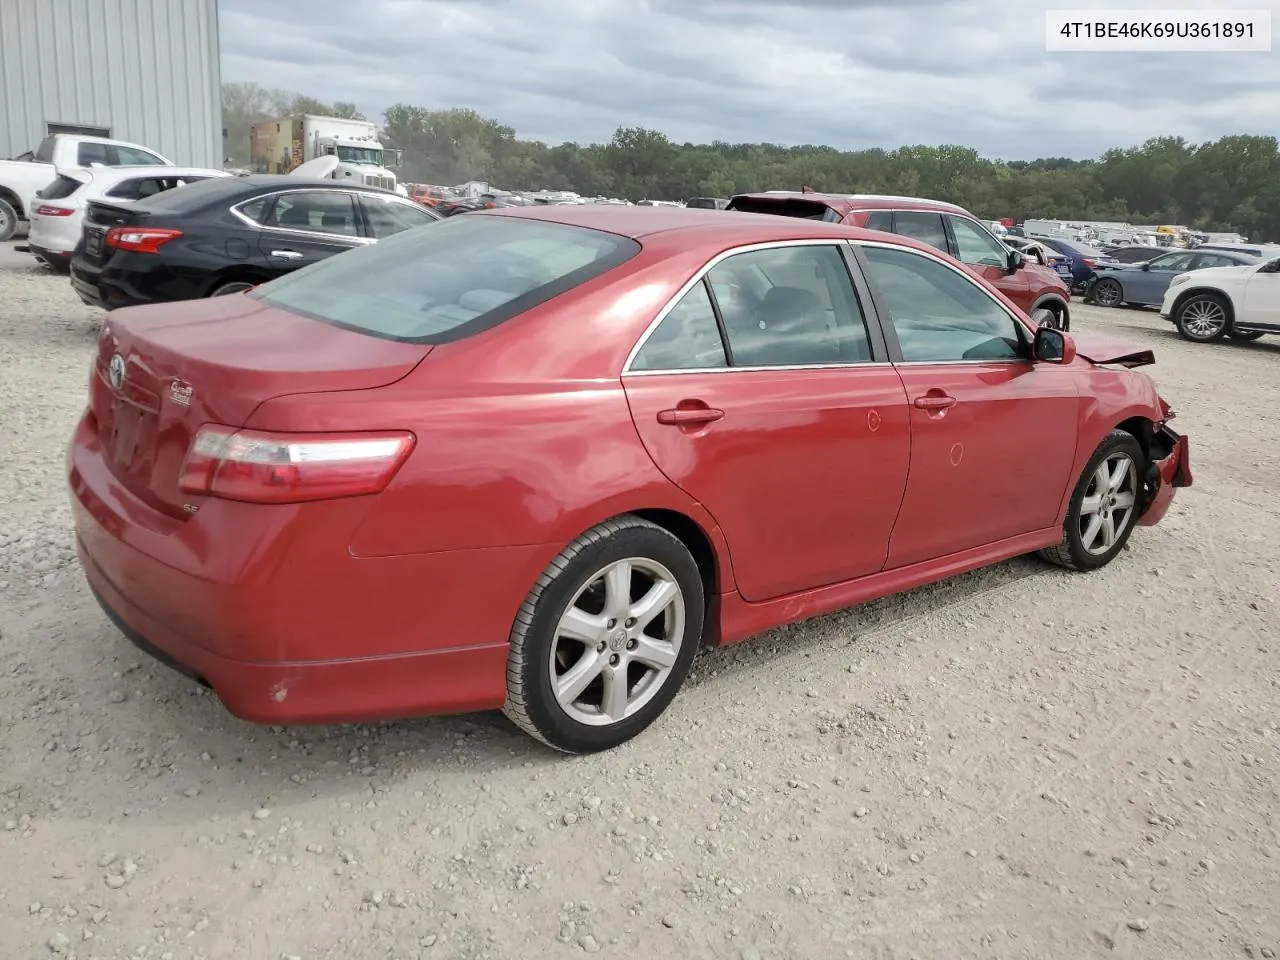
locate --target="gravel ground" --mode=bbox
[1,242,1277,960]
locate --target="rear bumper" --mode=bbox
[29,243,71,267]
[80,548,509,725]
[29,217,80,258]
[1137,424,1191,527]
[69,262,108,308]
[68,410,546,724]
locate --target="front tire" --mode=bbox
[1174,293,1230,342]
[503,516,705,753]
[1040,430,1144,572]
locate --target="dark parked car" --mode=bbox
[1028,236,1118,292]
[69,176,442,310]
[1100,245,1167,264]
[1089,248,1260,308]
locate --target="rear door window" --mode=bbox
[705,245,873,366]
[359,194,441,239]
[265,192,360,236]
[115,146,167,165]
[891,212,948,252]
[76,142,113,165]
[864,211,894,232]
[254,215,641,343]
[631,281,728,371]
[1191,253,1242,270]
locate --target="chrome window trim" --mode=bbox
[229,188,375,244]
[621,238,878,375]
[626,360,896,377]
[853,237,1034,362]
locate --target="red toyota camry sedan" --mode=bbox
[69,206,1191,753]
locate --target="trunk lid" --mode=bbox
[81,200,145,264]
[91,294,432,519]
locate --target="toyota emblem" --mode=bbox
[108,354,126,390]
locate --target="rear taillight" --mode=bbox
[178,426,415,504]
[1082,257,1097,268]
[35,205,74,216]
[105,227,183,254]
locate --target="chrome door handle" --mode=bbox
[270,249,304,260]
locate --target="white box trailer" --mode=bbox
[250,115,400,191]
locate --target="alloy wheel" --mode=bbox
[549,557,685,726]
[1180,299,1227,339]
[1092,279,1122,307]
[1078,453,1138,556]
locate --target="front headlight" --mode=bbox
[1168,274,1191,287]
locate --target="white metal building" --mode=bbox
[0,0,222,167]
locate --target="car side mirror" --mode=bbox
[1034,326,1076,364]
[1141,263,1151,271]
[1007,248,1025,272]
[1262,258,1280,274]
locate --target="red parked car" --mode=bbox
[727,192,1073,331]
[69,206,1190,753]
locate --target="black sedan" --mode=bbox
[69,176,443,310]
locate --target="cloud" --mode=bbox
[217,0,1280,160]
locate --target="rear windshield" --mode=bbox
[252,215,642,344]
[132,175,252,213]
[37,174,85,200]
[727,197,843,222]
[105,175,217,200]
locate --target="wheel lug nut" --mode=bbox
[597,642,606,652]
[606,619,616,629]
[624,617,636,627]
[609,654,620,666]
[627,639,637,650]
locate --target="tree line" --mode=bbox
[221,82,1280,242]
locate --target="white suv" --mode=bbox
[1161,254,1280,344]
[28,165,229,273]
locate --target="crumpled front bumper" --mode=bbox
[1138,424,1192,527]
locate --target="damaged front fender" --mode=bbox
[1138,425,1192,527]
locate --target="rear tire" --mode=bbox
[1091,278,1123,308]
[503,516,704,753]
[1040,430,1144,572]
[0,197,19,242]
[1174,293,1230,342]
[210,280,255,297]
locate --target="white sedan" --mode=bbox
[1161,255,1280,343]
[28,165,229,273]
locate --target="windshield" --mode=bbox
[252,215,641,344]
[336,146,383,165]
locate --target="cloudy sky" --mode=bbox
[218,0,1279,160]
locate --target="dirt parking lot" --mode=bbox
[0,241,1277,960]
